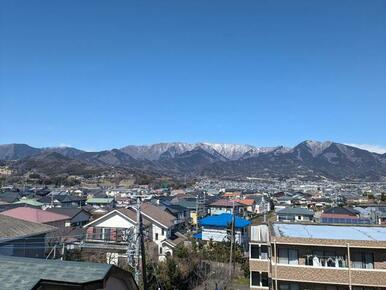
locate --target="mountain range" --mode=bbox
[1,141,385,181]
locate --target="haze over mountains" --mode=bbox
[1,141,386,181]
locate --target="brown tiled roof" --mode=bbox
[234,199,255,206]
[162,232,188,247]
[117,208,151,226]
[210,199,243,208]
[134,203,176,228]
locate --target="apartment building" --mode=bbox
[249,223,386,290]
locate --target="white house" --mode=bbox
[129,202,186,261]
[194,213,251,249]
[83,208,151,265]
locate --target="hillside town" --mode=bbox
[1,176,385,289]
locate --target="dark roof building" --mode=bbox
[324,206,360,216]
[0,192,21,204]
[0,255,138,290]
[46,207,91,227]
[276,207,314,222]
[321,206,370,224]
[0,215,56,258]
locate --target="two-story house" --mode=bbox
[83,203,184,263]
[194,213,251,249]
[82,208,151,266]
[208,199,245,216]
[130,203,186,261]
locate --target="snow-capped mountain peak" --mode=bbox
[303,140,333,157]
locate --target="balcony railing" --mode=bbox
[86,228,128,243]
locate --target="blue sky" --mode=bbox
[1,0,385,152]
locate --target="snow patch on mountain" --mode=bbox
[303,140,333,157]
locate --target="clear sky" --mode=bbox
[1,0,385,152]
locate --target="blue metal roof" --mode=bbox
[199,213,250,228]
[193,232,202,239]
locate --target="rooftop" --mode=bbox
[46,207,90,218]
[0,215,56,242]
[209,199,243,208]
[324,206,359,216]
[234,199,255,206]
[132,202,176,228]
[86,197,114,204]
[199,213,251,228]
[0,207,70,224]
[13,199,43,207]
[272,223,386,241]
[0,255,130,290]
[277,207,314,216]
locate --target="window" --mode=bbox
[160,247,162,254]
[352,252,374,269]
[155,233,159,240]
[162,229,165,236]
[289,249,298,265]
[278,248,298,265]
[307,250,346,268]
[251,245,260,259]
[103,228,111,241]
[250,271,269,287]
[261,245,269,259]
[251,271,260,286]
[279,283,299,290]
[278,248,288,264]
[93,227,102,240]
[261,272,269,286]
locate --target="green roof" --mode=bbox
[0,255,113,290]
[87,197,114,204]
[13,199,43,207]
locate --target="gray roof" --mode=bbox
[0,255,113,290]
[273,223,386,241]
[175,199,197,209]
[324,206,359,216]
[277,207,314,216]
[0,215,56,242]
[46,207,90,219]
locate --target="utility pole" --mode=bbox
[229,200,236,277]
[195,193,199,227]
[128,191,147,289]
[140,210,147,290]
[134,195,141,285]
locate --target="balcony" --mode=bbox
[274,263,349,284]
[351,268,386,287]
[272,263,386,287]
[250,259,270,273]
[85,227,129,244]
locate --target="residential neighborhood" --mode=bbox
[1,0,385,289]
[0,177,385,289]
